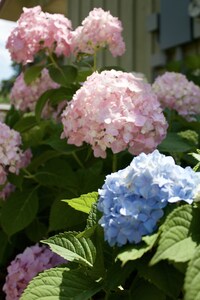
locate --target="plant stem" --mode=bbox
[72,152,85,168]
[167,109,175,132]
[93,52,97,71]
[22,168,38,183]
[48,50,66,78]
[112,153,117,172]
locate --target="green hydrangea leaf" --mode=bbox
[35,158,78,192]
[42,232,96,267]
[25,219,48,242]
[20,267,102,300]
[1,189,38,236]
[136,256,184,299]
[86,202,101,228]
[150,205,200,265]
[35,89,53,122]
[130,278,166,300]
[28,150,60,172]
[0,231,10,266]
[13,115,37,132]
[184,245,200,300]
[49,198,87,232]
[48,65,78,86]
[158,132,193,153]
[63,192,98,214]
[117,233,158,265]
[191,152,200,162]
[178,130,198,146]
[24,65,44,85]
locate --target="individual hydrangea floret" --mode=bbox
[97,150,200,246]
[152,71,200,121]
[0,122,32,186]
[6,6,72,64]
[71,7,125,57]
[61,70,168,158]
[3,244,66,300]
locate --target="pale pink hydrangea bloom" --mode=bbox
[0,122,32,185]
[3,244,66,300]
[152,71,200,121]
[6,6,72,64]
[10,68,60,115]
[71,7,125,57]
[61,70,168,158]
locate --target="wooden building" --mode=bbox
[0,0,200,81]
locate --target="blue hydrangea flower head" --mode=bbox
[97,150,200,247]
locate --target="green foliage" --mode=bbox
[42,232,96,267]
[117,233,158,265]
[25,219,48,242]
[190,149,200,171]
[1,189,38,236]
[49,198,87,232]
[86,202,101,229]
[150,205,200,265]
[136,256,184,299]
[166,54,200,85]
[0,231,10,266]
[63,192,98,214]
[158,132,195,153]
[35,86,76,121]
[13,115,38,132]
[130,278,166,300]
[20,267,103,300]
[24,65,44,85]
[184,245,200,300]
[48,65,78,86]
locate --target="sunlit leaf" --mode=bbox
[20,267,102,300]
[63,192,98,214]
[150,205,200,265]
[117,234,158,265]
[184,245,200,300]
[42,232,96,267]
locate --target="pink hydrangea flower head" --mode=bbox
[71,7,125,57]
[3,244,66,300]
[152,71,200,121]
[6,6,72,64]
[61,70,168,158]
[0,122,32,184]
[44,12,73,57]
[10,68,59,114]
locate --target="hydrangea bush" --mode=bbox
[1,5,200,300]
